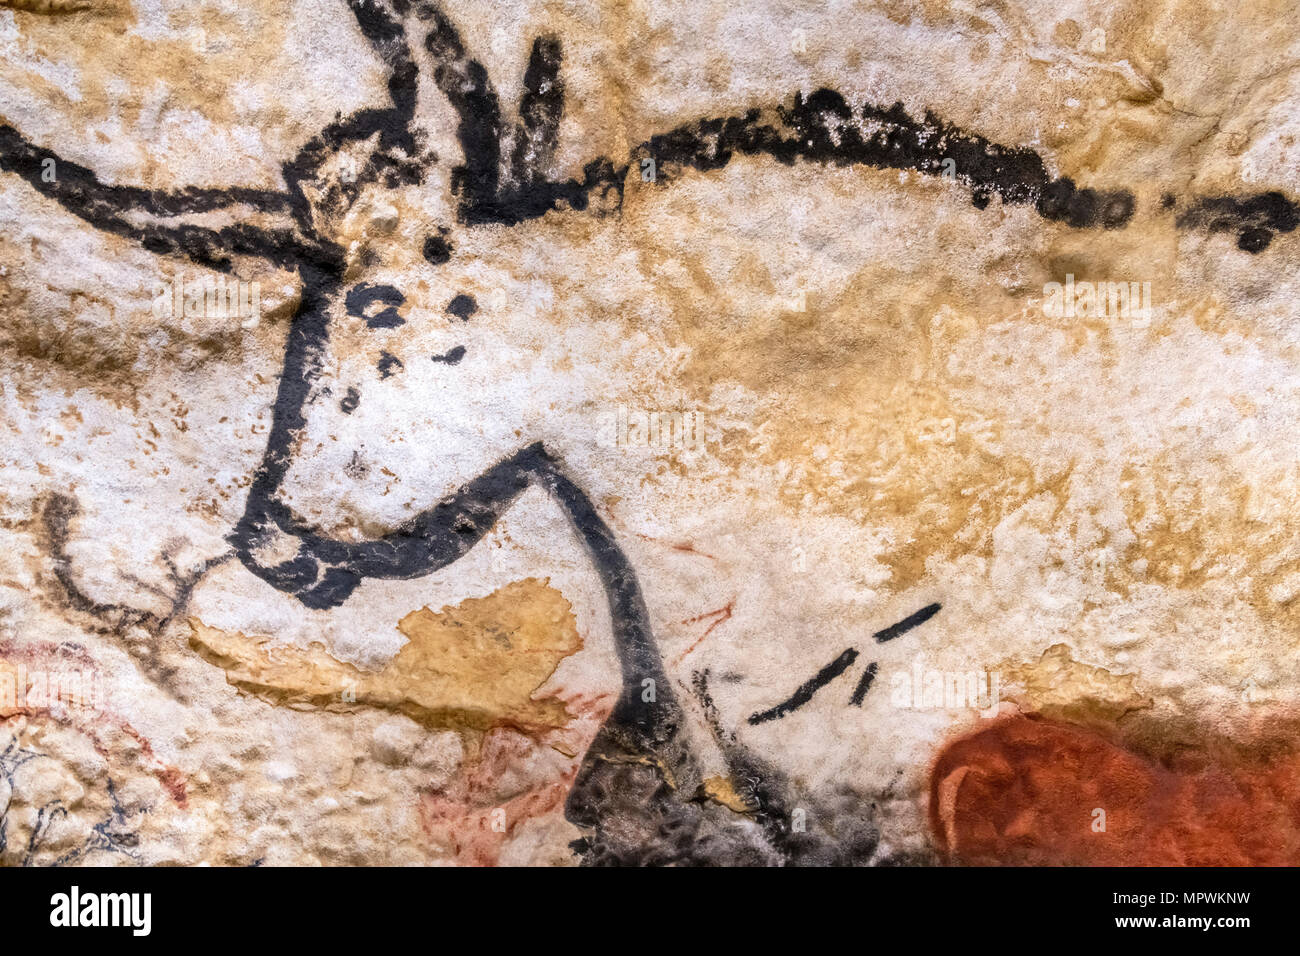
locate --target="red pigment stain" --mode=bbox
[118,724,189,809]
[418,690,612,866]
[635,533,717,561]
[929,714,1300,866]
[0,641,188,810]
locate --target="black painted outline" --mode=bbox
[744,603,942,723]
[747,648,860,725]
[875,601,942,643]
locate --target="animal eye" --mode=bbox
[345,283,406,329]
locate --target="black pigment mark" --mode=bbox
[431,345,466,364]
[0,738,40,858]
[743,604,939,722]
[1175,191,1300,252]
[36,494,231,695]
[446,293,477,320]
[0,123,289,218]
[0,122,334,275]
[422,233,452,264]
[511,35,565,189]
[23,802,67,866]
[42,495,219,635]
[344,450,369,480]
[346,283,406,328]
[637,90,1135,229]
[42,494,166,635]
[874,602,941,642]
[424,5,497,199]
[340,386,360,414]
[377,351,403,377]
[282,0,427,230]
[3,739,141,866]
[50,777,142,866]
[747,648,859,725]
[849,661,878,706]
[420,6,621,224]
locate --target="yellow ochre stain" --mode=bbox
[188,577,582,736]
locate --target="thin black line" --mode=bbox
[873,602,941,643]
[849,661,878,706]
[747,648,859,725]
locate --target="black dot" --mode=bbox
[340,387,360,414]
[423,235,453,265]
[446,294,478,321]
[1238,227,1273,253]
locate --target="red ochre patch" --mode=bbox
[929,714,1300,866]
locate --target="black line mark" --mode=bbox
[849,661,878,706]
[36,494,232,695]
[23,802,66,866]
[339,386,361,414]
[46,777,142,866]
[0,122,289,218]
[690,669,732,745]
[747,648,859,725]
[283,0,427,231]
[0,123,333,275]
[0,737,42,859]
[511,35,565,190]
[874,602,941,642]
[638,91,1134,229]
[423,2,504,214]
[377,351,403,378]
[4,745,143,865]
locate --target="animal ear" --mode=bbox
[421,2,506,217]
[509,35,565,190]
[282,0,431,236]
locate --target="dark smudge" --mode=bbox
[445,293,477,320]
[1175,191,1300,252]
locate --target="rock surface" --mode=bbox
[1,0,1299,865]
